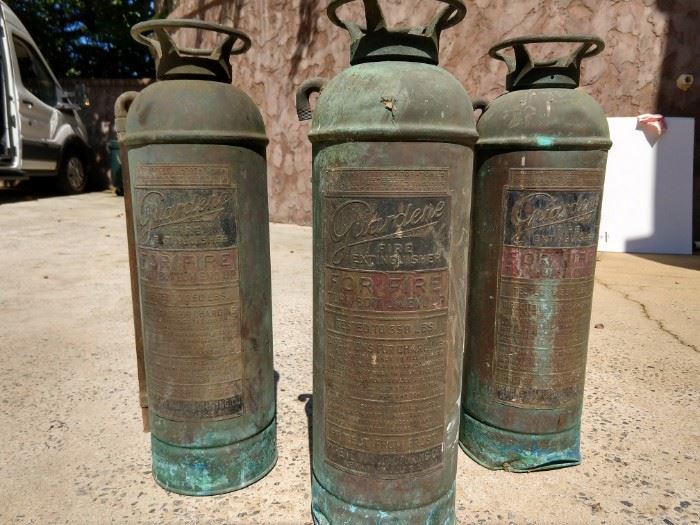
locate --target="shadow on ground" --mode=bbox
[0,181,62,205]
[0,181,116,206]
[629,252,700,271]
[298,393,313,472]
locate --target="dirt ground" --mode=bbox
[0,191,698,525]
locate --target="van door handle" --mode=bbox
[21,99,33,109]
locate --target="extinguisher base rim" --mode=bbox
[150,418,277,496]
[459,410,581,472]
[311,472,455,525]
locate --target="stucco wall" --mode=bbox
[163,0,699,234]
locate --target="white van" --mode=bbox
[0,1,92,193]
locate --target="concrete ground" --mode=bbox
[0,191,698,525]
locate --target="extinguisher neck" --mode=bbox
[506,66,581,91]
[155,54,234,84]
[348,29,441,65]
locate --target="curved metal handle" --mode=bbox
[489,35,604,74]
[131,19,251,62]
[114,91,139,140]
[327,0,466,39]
[296,78,327,122]
[472,98,489,119]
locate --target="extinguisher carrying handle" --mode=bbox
[327,0,466,35]
[131,19,252,82]
[489,35,605,90]
[296,78,327,122]
[472,98,489,119]
[327,0,466,64]
[114,91,139,140]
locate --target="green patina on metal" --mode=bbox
[460,35,612,472]
[298,1,475,523]
[460,413,580,472]
[311,475,456,525]
[119,19,276,495]
[152,419,277,496]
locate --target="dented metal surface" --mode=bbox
[460,36,612,472]
[120,19,276,495]
[298,1,476,523]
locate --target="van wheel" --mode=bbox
[57,154,87,194]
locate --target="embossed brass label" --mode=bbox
[494,169,603,409]
[135,164,244,421]
[504,190,600,248]
[323,168,450,478]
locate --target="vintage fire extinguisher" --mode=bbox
[460,35,612,471]
[297,1,477,522]
[118,19,276,495]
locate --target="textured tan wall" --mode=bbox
[165,0,699,232]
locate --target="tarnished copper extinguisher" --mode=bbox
[118,19,276,495]
[460,35,612,472]
[297,1,477,522]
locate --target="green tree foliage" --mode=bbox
[6,0,167,78]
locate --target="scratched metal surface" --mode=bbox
[121,64,276,494]
[300,1,477,519]
[460,36,613,472]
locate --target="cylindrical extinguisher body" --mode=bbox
[305,59,476,523]
[461,56,612,471]
[123,76,276,494]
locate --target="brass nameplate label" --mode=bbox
[322,167,450,478]
[135,164,244,421]
[494,168,603,409]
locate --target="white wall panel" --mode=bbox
[599,117,694,254]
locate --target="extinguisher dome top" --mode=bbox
[308,61,477,145]
[327,0,467,65]
[131,19,251,83]
[123,80,267,148]
[489,35,604,91]
[476,88,611,150]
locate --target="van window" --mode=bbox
[12,37,57,107]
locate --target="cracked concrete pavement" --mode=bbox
[594,256,699,355]
[0,191,698,524]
